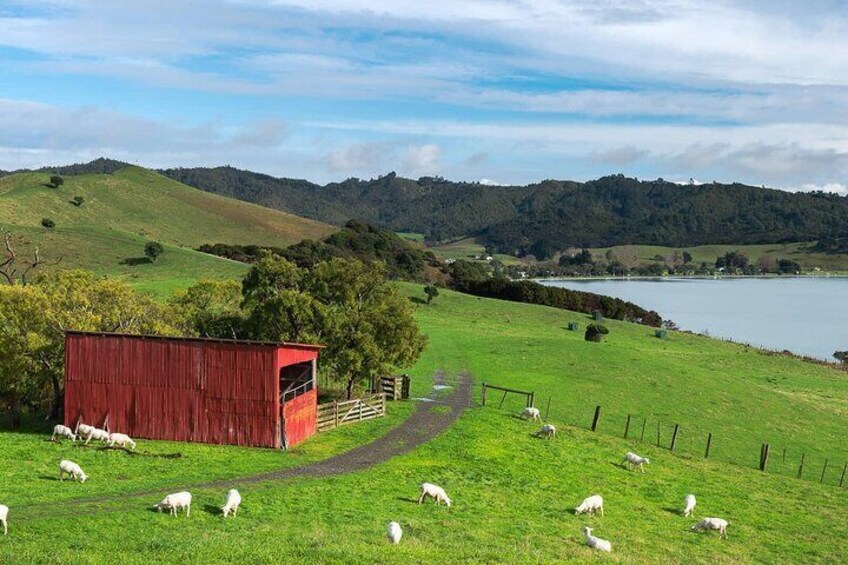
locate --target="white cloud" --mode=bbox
[799,183,848,196]
[402,144,441,176]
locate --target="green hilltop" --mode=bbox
[0,166,336,295]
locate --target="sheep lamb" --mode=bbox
[583,526,612,552]
[155,491,192,517]
[108,432,137,450]
[221,489,241,518]
[622,451,650,472]
[520,407,541,421]
[50,425,76,442]
[58,460,88,483]
[418,483,452,507]
[574,495,604,516]
[0,504,7,536]
[535,424,556,439]
[692,517,729,539]
[682,494,697,517]
[387,521,403,544]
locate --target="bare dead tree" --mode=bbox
[0,228,61,285]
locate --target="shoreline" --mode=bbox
[533,273,848,282]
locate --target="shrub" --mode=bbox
[592,310,604,322]
[72,196,85,207]
[144,241,164,263]
[41,218,55,229]
[49,175,64,188]
[567,321,579,331]
[585,323,609,342]
[655,328,668,339]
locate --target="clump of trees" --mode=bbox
[834,351,848,364]
[144,241,164,263]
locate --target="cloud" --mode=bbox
[402,144,441,175]
[799,183,848,196]
[591,146,648,166]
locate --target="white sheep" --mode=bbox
[535,423,556,439]
[622,451,650,472]
[50,425,76,442]
[76,423,94,438]
[692,517,729,539]
[59,460,88,483]
[108,432,137,450]
[520,407,541,421]
[84,428,110,445]
[155,492,192,517]
[583,526,612,552]
[574,495,604,516]
[682,494,697,517]
[221,489,241,518]
[0,504,7,536]
[387,521,403,544]
[418,483,452,507]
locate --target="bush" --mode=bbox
[655,328,668,339]
[592,310,604,322]
[41,218,55,229]
[567,321,579,331]
[144,241,164,263]
[72,196,85,207]
[585,323,609,342]
[49,175,64,188]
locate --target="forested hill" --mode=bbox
[162,167,848,257]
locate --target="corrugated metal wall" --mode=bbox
[64,333,319,449]
[282,388,318,447]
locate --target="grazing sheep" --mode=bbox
[0,504,7,536]
[574,495,604,516]
[692,517,729,539]
[583,526,612,552]
[221,489,241,518]
[76,423,94,438]
[58,460,88,483]
[520,407,541,421]
[107,432,137,450]
[622,451,650,472]
[682,494,697,517]
[50,425,76,442]
[84,428,110,446]
[387,521,403,544]
[418,483,452,507]
[535,423,556,439]
[155,492,192,517]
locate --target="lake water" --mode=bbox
[539,277,848,361]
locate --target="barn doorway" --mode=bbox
[280,361,315,403]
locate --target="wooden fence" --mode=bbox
[317,393,387,432]
[376,375,411,400]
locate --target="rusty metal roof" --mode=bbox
[65,330,325,350]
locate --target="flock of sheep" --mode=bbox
[520,406,731,553]
[0,414,731,556]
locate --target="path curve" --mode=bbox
[18,371,472,519]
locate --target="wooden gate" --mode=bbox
[377,374,410,400]
[317,394,386,432]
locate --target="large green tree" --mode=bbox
[169,279,243,338]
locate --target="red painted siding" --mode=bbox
[282,388,318,447]
[64,333,321,449]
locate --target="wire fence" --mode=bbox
[482,385,848,488]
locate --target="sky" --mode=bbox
[1,0,847,191]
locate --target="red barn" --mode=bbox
[63,331,323,449]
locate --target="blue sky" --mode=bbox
[1,0,847,191]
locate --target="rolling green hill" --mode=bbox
[3,287,848,562]
[0,167,336,294]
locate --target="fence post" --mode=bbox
[624,415,632,439]
[640,418,647,442]
[498,390,508,409]
[334,401,339,429]
[545,397,552,421]
[481,382,487,406]
[670,424,680,451]
[529,392,535,408]
[840,462,847,487]
[821,459,829,484]
[798,453,806,479]
[704,433,712,459]
[591,406,601,432]
[759,443,770,471]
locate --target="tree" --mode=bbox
[41,218,55,229]
[424,285,439,304]
[0,229,57,285]
[241,255,426,399]
[169,279,244,338]
[49,175,64,188]
[72,196,85,207]
[144,241,164,263]
[682,251,693,264]
[584,323,609,343]
[834,351,848,364]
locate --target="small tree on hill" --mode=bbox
[49,175,64,188]
[424,285,439,304]
[72,196,84,207]
[41,218,55,229]
[144,241,164,263]
[834,351,848,364]
[585,323,609,343]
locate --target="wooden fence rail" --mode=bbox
[317,393,387,432]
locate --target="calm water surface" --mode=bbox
[540,277,848,361]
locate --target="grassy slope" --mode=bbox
[3,289,848,563]
[0,168,336,295]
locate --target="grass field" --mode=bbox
[429,237,521,265]
[3,287,848,562]
[0,167,336,295]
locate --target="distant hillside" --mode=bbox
[0,165,336,294]
[163,167,848,258]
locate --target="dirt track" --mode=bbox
[17,371,472,519]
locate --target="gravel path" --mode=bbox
[17,371,472,519]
